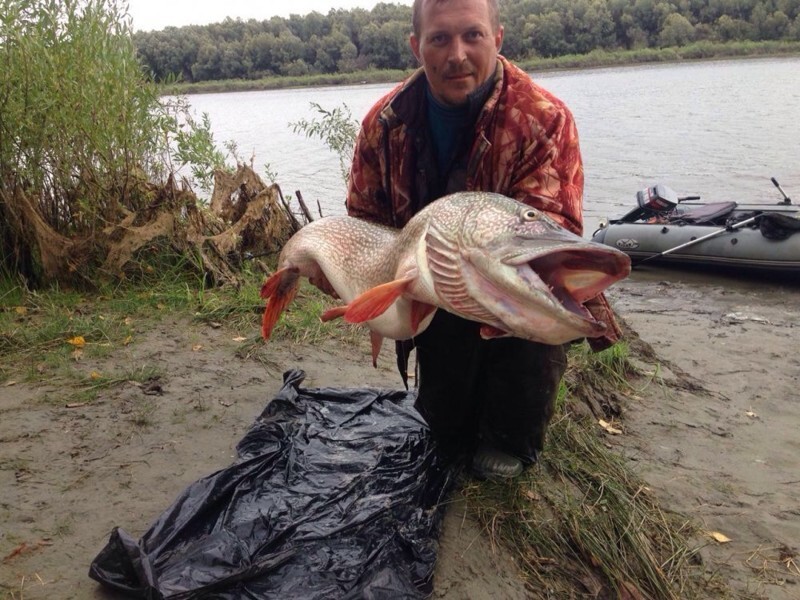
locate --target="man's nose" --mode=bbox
[447,38,467,63]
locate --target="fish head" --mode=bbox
[424,193,631,344]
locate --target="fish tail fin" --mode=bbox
[344,277,415,324]
[320,305,348,322]
[260,267,300,340]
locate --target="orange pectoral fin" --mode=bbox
[410,301,437,334]
[260,267,300,340]
[343,277,415,324]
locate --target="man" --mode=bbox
[345,0,621,478]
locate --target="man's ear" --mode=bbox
[495,26,504,53]
[410,34,422,63]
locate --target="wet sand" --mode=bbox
[607,267,800,599]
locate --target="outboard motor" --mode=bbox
[612,184,681,224]
[636,184,679,213]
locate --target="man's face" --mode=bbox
[410,0,503,107]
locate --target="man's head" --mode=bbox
[410,0,503,107]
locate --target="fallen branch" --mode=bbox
[294,189,315,223]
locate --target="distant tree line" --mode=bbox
[133,0,800,83]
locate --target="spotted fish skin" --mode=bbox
[260,192,630,356]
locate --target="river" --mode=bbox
[185,56,800,236]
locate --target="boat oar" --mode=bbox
[633,214,761,268]
[771,177,792,204]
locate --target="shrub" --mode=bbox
[0,0,225,283]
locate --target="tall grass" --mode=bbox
[463,344,716,599]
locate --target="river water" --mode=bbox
[185,56,799,236]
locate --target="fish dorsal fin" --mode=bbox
[260,267,300,340]
[344,277,415,323]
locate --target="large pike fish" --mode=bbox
[260,192,630,363]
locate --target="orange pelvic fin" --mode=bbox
[260,267,300,340]
[320,305,348,322]
[343,277,415,324]
[369,330,383,368]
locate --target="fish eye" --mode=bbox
[520,209,539,222]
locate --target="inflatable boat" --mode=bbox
[591,180,800,276]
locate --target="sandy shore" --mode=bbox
[1,268,798,599]
[607,269,800,600]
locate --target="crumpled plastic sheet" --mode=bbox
[89,369,454,599]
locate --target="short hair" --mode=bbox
[412,0,500,37]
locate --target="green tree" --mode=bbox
[581,0,618,50]
[287,11,330,41]
[192,41,222,80]
[630,0,675,44]
[714,14,756,40]
[245,32,280,76]
[789,14,800,39]
[360,20,413,69]
[659,12,696,46]
[274,31,307,73]
[283,58,311,76]
[752,6,792,38]
[525,12,569,57]
[499,0,541,58]
[561,0,617,54]
[308,30,354,73]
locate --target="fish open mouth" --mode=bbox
[525,248,630,319]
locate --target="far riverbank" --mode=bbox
[164,40,800,96]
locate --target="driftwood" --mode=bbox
[1,185,95,286]
[2,164,309,288]
[294,190,315,223]
[274,184,303,232]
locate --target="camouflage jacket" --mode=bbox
[346,56,622,350]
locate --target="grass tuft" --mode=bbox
[461,343,722,599]
[0,271,367,383]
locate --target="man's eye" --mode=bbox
[430,34,448,45]
[465,30,483,41]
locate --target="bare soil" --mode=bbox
[1,269,798,599]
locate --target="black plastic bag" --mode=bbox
[89,369,454,599]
